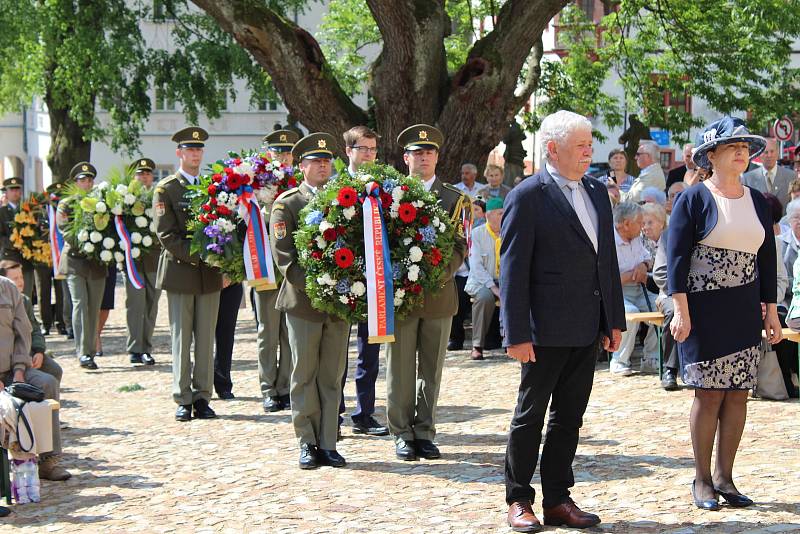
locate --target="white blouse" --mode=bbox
[699,182,764,254]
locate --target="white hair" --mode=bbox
[639,140,659,160]
[539,110,592,161]
[786,198,800,219]
[461,163,478,174]
[613,201,643,225]
[668,181,688,194]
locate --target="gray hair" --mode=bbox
[683,142,695,151]
[640,186,666,205]
[539,110,592,161]
[786,198,800,219]
[642,202,667,226]
[668,181,688,194]
[613,201,643,225]
[638,140,659,160]
[461,163,478,174]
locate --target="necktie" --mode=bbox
[567,181,598,252]
[765,167,775,192]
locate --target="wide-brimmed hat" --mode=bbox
[692,116,766,169]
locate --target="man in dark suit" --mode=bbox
[665,142,694,191]
[502,110,625,532]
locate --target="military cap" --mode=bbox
[46,182,65,195]
[70,162,97,181]
[172,126,209,148]
[397,124,444,151]
[133,157,156,173]
[292,132,336,161]
[264,129,300,152]
[2,177,22,190]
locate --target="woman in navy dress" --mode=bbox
[667,117,782,510]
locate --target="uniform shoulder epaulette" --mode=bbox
[275,188,300,202]
[442,183,464,195]
[157,175,177,187]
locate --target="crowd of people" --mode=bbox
[0,109,797,528]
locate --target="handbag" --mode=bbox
[6,383,45,403]
[755,342,789,401]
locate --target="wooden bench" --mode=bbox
[0,399,60,504]
[624,311,666,377]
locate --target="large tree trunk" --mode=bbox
[45,92,92,184]
[192,0,569,182]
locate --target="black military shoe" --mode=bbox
[42,327,50,336]
[447,340,463,351]
[79,354,98,370]
[193,399,217,419]
[299,443,319,470]
[263,396,281,413]
[57,325,67,335]
[217,391,235,400]
[66,328,74,340]
[129,353,143,364]
[318,449,346,467]
[279,394,291,410]
[395,438,417,461]
[661,368,679,391]
[141,353,156,366]
[352,416,389,436]
[175,404,192,422]
[415,439,441,459]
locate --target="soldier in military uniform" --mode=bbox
[264,129,298,167]
[125,158,161,366]
[38,182,69,336]
[153,127,222,422]
[386,125,469,461]
[0,176,35,299]
[56,163,108,370]
[270,133,350,469]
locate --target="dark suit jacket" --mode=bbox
[666,165,687,191]
[499,168,625,347]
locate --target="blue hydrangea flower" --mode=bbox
[420,225,437,244]
[335,236,346,250]
[382,179,397,193]
[304,210,324,226]
[392,262,402,280]
[335,278,351,294]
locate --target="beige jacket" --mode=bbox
[0,276,32,374]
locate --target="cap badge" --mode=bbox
[192,131,200,139]
[140,160,147,166]
[318,139,327,148]
[279,134,287,141]
[419,131,428,140]
[81,165,88,172]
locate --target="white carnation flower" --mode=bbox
[142,235,153,247]
[90,231,103,243]
[408,264,420,281]
[412,200,423,208]
[115,184,128,194]
[343,206,356,220]
[102,237,115,249]
[96,181,109,190]
[403,237,412,246]
[100,250,113,262]
[409,246,423,263]
[131,247,141,259]
[394,296,404,306]
[395,289,406,298]
[218,192,229,203]
[315,236,327,249]
[130,232,142,244]
[339,295,350,304]
[135,216,148,228]
[392,188,404,200]
[233,162,255,177]
[124,193,136,205]
[439,223,446,232]
[273,169,284,178]
[111,204,124,216]
[83,242,95,253]
[114,252,125,264]
[319,220,334,233]
[95,201,107,213]
[351,281,366,297]
[78,230,90,242]
[433,217,440,227]
[149,221,156,232]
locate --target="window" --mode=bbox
[256,98,280,111]
[154,86,176,112]
[153,166,173,182]
[152,0,174,21]
[578,0,595,18]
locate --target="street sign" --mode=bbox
[650,130,670,147]
[774,117,794,141]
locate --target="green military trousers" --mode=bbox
[255,288,293,398]
[124,269,161,354]
[66,274,104,357]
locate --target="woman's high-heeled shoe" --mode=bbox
[714,488,754,508]
[692,480,720,511]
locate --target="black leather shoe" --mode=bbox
[66,328,74,339]
[415,439,441,459]
[263,396,281,413]
[193,399,217,419]
[662,368,679,391]
[42,327,50,336]
[715,488,754,508]
[279,394,291,410]
[692,480,720,511]
[395,438,417,461]
[57,325,67,335]
[141,353,156,365]
[318,449,346,467]
[352,416,389,436]
[175,405,192,422]
[299,443,319,470]
[447,340,463,351]
[0,505,10,517]
[79,354,98,370]
[95,351,104,357]
[130,353,143,364]
[218,391,235,400]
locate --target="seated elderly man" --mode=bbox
[0,260,70,480]
[625,140,665,204]
[610,202,659,376]
[465,197,504,361]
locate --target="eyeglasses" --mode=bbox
[351,146,378,154]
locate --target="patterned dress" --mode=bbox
[680,184,766,389]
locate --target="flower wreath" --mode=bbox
[10,193,51,267]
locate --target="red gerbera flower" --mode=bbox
[337,187,358,208]
[208,184,217,195]
[398,202,417,223]
[334,248,355,269]
[322,228,337,241]
[212,173,223,183]
[429,247,442,266]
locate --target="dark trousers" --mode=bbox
[34,265,54,329]
[213,283,243,396]
[505,339,599,508]
[339,321,380,424]
[775,310,800,397]
[662,307,679,371]
[449,275,470,346]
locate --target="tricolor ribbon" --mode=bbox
[362,182,395,343]
[47,204,65,279]
[114,215,145,290]
[240,193,277,291]
[462,205,473,252]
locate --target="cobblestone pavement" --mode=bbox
[4,283,800,533]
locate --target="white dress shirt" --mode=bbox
[615,229,651,282]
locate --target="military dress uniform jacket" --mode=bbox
[55,197,108,280]
[270,182,339,322]
[153,173,222,294]
[407,178,468,319]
